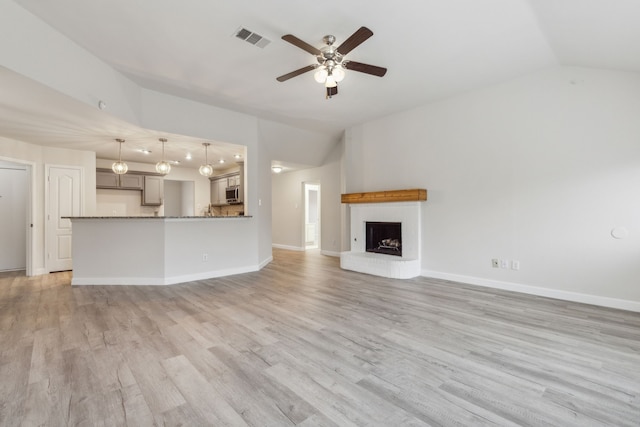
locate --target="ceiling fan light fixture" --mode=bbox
[277,26,386,97]
[325,75,337,88]
[333,67,345,82]
[314,68,328,83]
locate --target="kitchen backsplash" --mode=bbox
[211,204,244,216]
[97,189,163,217]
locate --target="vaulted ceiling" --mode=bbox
[2,0,639,165]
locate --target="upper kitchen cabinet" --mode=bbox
[120,174,144,190]
[96,168,164,206]
[210,177,227,206]
[96,169,143,190]
[142,175,164,206]
[96,169,120,188]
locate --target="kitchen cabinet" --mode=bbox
[142,175,164,206]
[209,171,241,206]
[120,174,144,189]
[98,169,164,206]
[96,170,120,188]
[210,177,228,206]
[96,169,143,190]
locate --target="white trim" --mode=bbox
[422,269,640,313]
[321,250,341,257]
[72,264,263,286]
[258,256,273,270]
[45,164,84,273]
[0,156,37,276]
[272,243,305,251]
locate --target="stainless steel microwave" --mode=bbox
[225,186,240,204]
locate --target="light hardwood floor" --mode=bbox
[1,249,639,426]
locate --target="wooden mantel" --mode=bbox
[341,189,427,204]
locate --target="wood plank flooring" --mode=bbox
[1,249,639,426]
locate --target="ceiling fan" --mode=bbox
[276,26,387,99]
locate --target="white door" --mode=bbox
[47,166,82,272]
[0,166,28,271]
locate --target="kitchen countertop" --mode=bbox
[65,215,252,219]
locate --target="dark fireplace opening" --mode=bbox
[366,221,402,257]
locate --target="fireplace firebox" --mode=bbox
[366,222,402,257]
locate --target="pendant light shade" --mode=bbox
[112,138,128,175]
[155,138,171,175]
[199,142,214,177]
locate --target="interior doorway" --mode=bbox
[163,180,195,216]
[0,162,28,272]
[304,183,320,249]
[0,158,34,275]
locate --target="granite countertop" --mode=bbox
[65,215,252,219]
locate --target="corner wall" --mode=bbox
[345,66,640,310]
[271,142,343,255]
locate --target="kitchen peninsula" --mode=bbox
[68,216,261,286]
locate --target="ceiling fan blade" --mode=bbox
[276,65,317,82]
[337,26,373,55]
[344,61,387,77]
[281,34,321,55]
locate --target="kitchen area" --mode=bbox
[68,149,260,286]
[205,162,245,217]
[95,160,246,218]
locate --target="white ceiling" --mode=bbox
[2,0,640,167]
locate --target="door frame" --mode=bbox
[0,156,35,276]
[45,164,84,273]
[303,182,321,250]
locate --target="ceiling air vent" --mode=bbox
[234,27,270,48]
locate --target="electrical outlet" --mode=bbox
[491,259,499,268]
[500,259,509,269]
[511,260,520,270]
[202,253,208,262]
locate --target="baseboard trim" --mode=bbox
[72,264,261,286]
[258,256,273,270]
[421,270,640,313]
[320,250,341,257]
[272,244,304,251]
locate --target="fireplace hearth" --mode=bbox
[366,222,402,257]
[341,197,425,279]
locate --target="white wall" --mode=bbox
[258,120,340,167]
[0,137,96,275]
[96,189,159,217]
[345,66,640,308]
[163,180,195,217]
[272,142,343,255]
[0,0,142,125]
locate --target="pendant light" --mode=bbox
[111,138,128,175]
[155,138,171,175]
[198,142,214,177]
